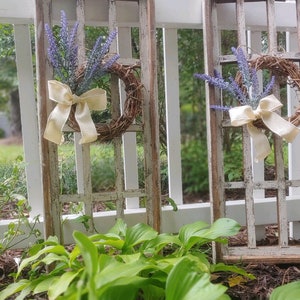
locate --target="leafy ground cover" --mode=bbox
[1,140,300,299]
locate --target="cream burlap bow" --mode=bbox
[44,80,107,144]
[229,94,300,162]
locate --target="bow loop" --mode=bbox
[44,80,107,144]
[229,94,300,161]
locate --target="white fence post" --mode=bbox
[14,24,43,218]
[163,28,183,205]
[118,27,140,209]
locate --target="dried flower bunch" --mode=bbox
[194,47,275,110]
[45,10,119,96]
[194,47,300,161]
[44,10,143,144]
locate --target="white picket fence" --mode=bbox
[1,0,300,248]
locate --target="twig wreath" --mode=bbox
[195,47,300,161]
[44,11,143,144]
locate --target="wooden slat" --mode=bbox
[34,0,62,240]
[109,0,125,219]
[74,0,94,233]
[224,246,300,264]
[266,0,289,248]
[139,0,161,232]
[203,0,226,262]
[60,189,146,203]
[236,0,256,249]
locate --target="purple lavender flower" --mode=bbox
[210,105,231,111]
[194,73,229,90]
[228,76,247,105]
[232,47,252,88]
[77,30,119,95]
[194,47,275,109]
[260,75,275,99]
[45,11,119,95]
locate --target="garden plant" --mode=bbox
[0,218,254,300]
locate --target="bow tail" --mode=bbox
[44,104,71,145]
[75,103,98,144]
[247,123,271,162]
[262,111,300,142]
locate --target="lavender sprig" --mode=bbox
[76,30,119,95]
[45,11,119,96]
[210,105,232,111]
[194,47,275,109]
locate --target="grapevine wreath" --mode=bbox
[195,47,300,161]
[43,11,143,144]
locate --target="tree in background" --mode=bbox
[0,24,21,138]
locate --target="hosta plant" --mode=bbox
[0,218,254,300]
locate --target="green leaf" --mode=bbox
[17,245,69,277]
[141,284,165,300]
[200,218,241,240]
[141,233,182,255]
[0,280,30,299]
[89,233,124,249]
[270,281,300,300]
[108,218,127,237]
[33,277,57,295]
[118,253,141,264]
[211,263,255,280]
[73,231,98,277]
[48,271,80,300]
[123,223,158,252]
[98,276,149,300]
[178,221,209,251]
[95,255,152,289]
[166,258,228,300]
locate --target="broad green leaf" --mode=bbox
[141,233,182,255]
[98,276,149,300]
[17,245,69,277]
[69,245,81,266]
[211,263,255,280]
[33,276,57,294]
[0,280,30,299]
[38,252,69,266]
[166,258,228,300]
[73,231,98,277]
[48,271,80,300]
[123,223,158,252]
[95,255,152,289]
[142,284,165,300]
[108,218,127,237]
[178,221,209,244]
[270,281,300,300]
[15,278,44,300]
[200,218,241,240]
[93,237,124,250]
[118,252,141,264]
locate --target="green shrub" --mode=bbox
[0,155,27,201]
[0,128,5,138]
[181,139,209,194]
[0,218,254,299]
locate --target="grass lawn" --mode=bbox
[0,145,24,164]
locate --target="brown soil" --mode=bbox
[0,136,22,145]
